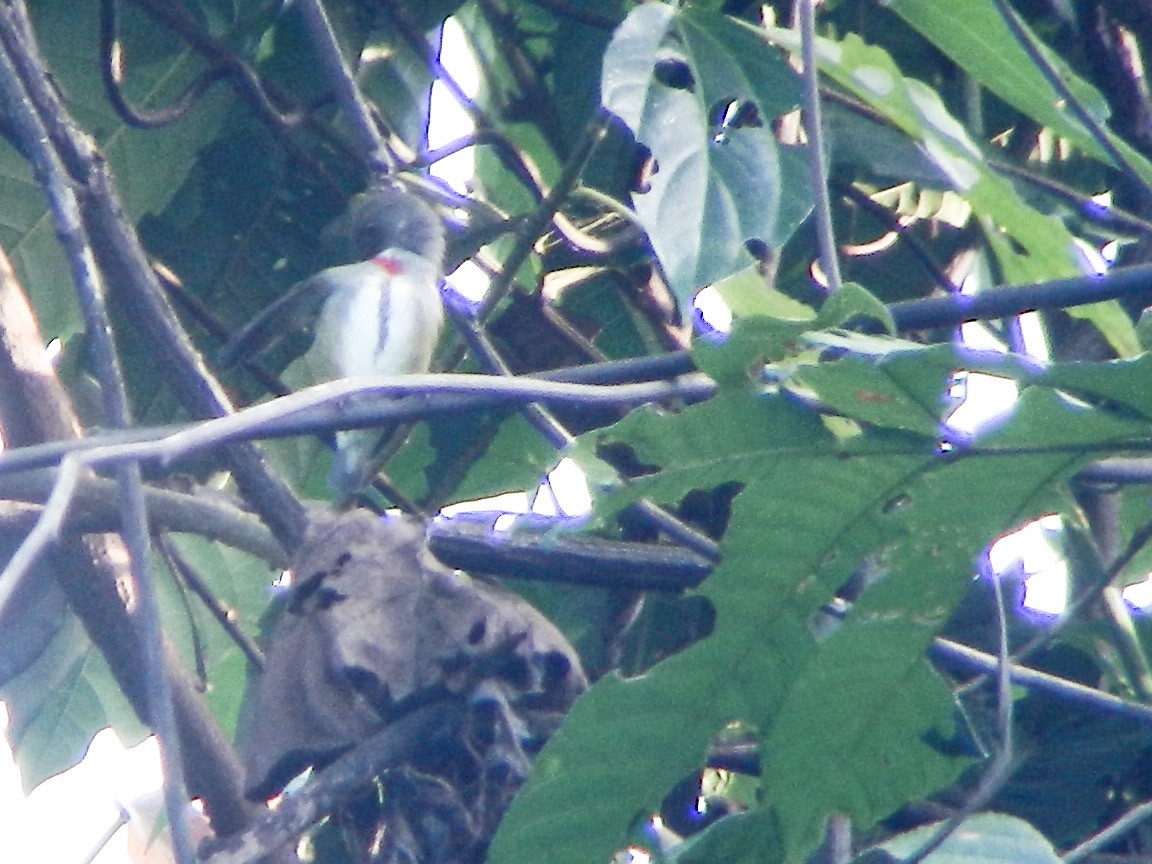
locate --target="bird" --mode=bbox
[218,185,446,498]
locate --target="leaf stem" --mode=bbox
[798,0,843,292]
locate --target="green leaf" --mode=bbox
[710,267,817,322]
[763,24,1137,357]
[793,353,947,437]
[1033,353,1152,421]
[2,614,145,791]
[491,341,1152,864]
[818,282,896,333]
[670,810,783,864]
[876,812,1061,864]
[449,413,559,504]
[601,4,811,316]
[889,0,1152,191]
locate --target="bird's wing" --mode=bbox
[217,271,339,369]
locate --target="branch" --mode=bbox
[0,353,705,474]
[427,515,714,590]
[159,534,266,670]
[0,2,308,552]
[153,373,717,464]
[443,316,722,560]
[0,1,291,841]
[476,111,612,319]
[201,701,461,864]
[904,568,1016,864]
[293,0,391,175]
[883,261,1152,331]
[0,471,286,564]
[1063,798,1152,863]
[833,180,962,294]
[0,374,716,602]
[0,12,194,858]
[112,0,304,131]
[100,0,229,129]
[930,637,1152,726]
[989,0,1152,201]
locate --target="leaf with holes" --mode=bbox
[489,340,1152,864]
[600,4,811,316]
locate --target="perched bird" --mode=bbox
[219,185,446,498]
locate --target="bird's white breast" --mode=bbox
[307,249,443,382]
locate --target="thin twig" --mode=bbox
[100,0,229,128]
[448,312,575,449]
[0,374,717,598]
[293,0,392,175]
[0,353,705,474]
[120,464,196,864]
[1064,799,1152,863]
[0,0,308,552]
[153,373,717,461]
[78,808,130,864]
[475,112,613,319]
[160,535,211,687]
[989,158,1152,236]
[798,0,842,292]
[995,511,1152,681]
[1080,490,1152,700]
[123,0,303,130]
[833,180,963,294]
[882,261,1152,331]
[446,311,723,560]
[932,638,1152,726]
[0,470,290,564]
[159,534,266,670]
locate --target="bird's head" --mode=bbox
[342,185,446,274]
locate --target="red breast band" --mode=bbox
[371,256,403,275]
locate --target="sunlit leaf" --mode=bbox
[491,338,1150,864]
[601,4,811,316]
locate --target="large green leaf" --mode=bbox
[2,612,145,791]
[601,4,811,315]
[0,531,273,792]
[489,332,1152,864]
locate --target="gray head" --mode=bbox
[343,185,446,272]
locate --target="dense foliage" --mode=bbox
[4,1,1152,863]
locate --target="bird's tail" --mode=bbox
[330,429,381,501]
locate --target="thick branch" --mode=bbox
[0,3,289,841]
[0,471,286,566]
[883,261,1152,330]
